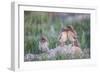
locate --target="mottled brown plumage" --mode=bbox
[73,39,80,47]
[67,25,77,42]
[39,35,49,53]
[58,27,68,46]
[40,35,48,43]
[58,25,78,46]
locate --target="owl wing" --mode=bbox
[68,31,76,42]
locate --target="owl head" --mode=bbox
[40,35,48,43]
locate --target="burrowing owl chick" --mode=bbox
[39,35,49,53]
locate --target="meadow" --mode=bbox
[24,11,90,61]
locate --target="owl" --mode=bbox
[39,35,49,53]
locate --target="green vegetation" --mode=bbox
[24,11,90,60]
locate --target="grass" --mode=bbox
[24,11,90,61]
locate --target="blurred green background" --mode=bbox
[24,11,90,55]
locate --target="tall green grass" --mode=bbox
[24,11,90,60]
